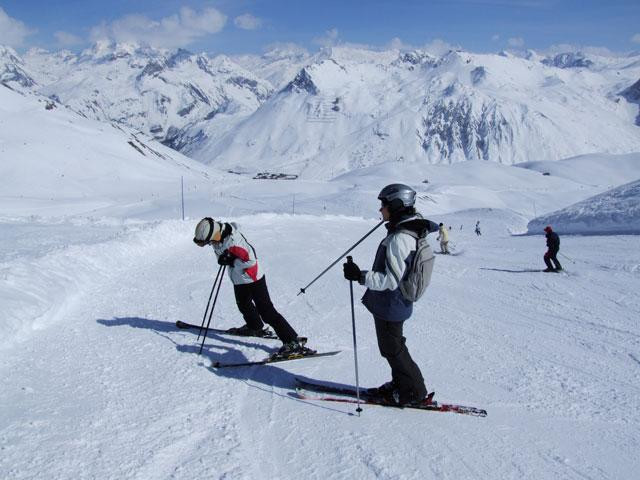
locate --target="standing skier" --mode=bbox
[475,221,481,236]
[194,218,312,356]
[543,225,562,272]
[437,222,450,254]
[342,184,439,406]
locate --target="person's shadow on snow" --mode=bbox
[97,316,351,414]
[97,316,272,360]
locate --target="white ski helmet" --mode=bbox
[194,217,222,245]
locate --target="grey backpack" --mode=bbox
[398,230,435,302]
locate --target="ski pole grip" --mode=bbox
[347,255,353,264]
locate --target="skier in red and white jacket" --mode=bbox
[194,218,310,356]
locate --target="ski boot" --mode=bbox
[379,388,435,408]
[272,337,315,360]
[226,325,273,338]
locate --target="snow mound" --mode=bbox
[527,179,640,234]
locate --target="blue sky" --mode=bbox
[1,0,639,55]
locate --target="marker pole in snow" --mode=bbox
[347,256,363,415]
[298,220,384,295]
[180,176,185,221]
[197,264,224,341]
[199,265,226,355]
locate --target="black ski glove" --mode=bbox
[217,250,236,266]
[343,260,362,282]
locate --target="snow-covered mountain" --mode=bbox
[202,47,640,178]
[20,41,273,158]
[0,84,220,218]
[528,178,640,234]
[0,45,37,91]
[4,43,640,179]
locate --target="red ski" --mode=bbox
[295,378,487,417]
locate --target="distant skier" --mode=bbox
[193,218,311,355]
[543,225,562,272]
[475,221,481,236]
[342,184,439,407]
[437,223,450,254]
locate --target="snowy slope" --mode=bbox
[0,85,222,218]
[1,213,639,479]
[528,179,640,234]
[517,152,640,188]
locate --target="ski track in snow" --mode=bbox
[1,214,639,479]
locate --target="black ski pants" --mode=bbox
[233,276,297,342]
[374,317,427,398]
[544,249,562,270]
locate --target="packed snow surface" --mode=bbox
[1,213,639,479]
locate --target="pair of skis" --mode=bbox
[176,320,339,368]
[177,321,486,416]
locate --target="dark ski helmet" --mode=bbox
[544,225,553,233]
[378,183,416,212]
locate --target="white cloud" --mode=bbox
[0,7,36,47]
[491,34,500,42]
[387,37,412,50]
[541,43,620,57]
[422,39,460,56]
[313,28,339,47]
[89,7,227,48]
[54,31,82,48]
[234,14,262,30]
[632,34,640,44]
[508,37,525,47]
[262,42,309,57]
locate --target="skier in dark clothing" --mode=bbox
[543,225,562,272]
[194,218,312,356]
[343,184,439,407]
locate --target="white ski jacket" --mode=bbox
[212,223,263,285]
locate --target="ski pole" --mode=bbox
[559,252,575,264]
[197,264,224,341]
[199,265,226,355]
[347,256,363,415]
[298,220,384,295]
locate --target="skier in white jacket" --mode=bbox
[194,218,311,356]
[343,184,439,407]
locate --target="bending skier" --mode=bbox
[342,184,439,407]
[194,218,312,356]
[543,225,562,272]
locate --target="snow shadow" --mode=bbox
[97,316,179,333]
[480,267,545,273]
[97,316,353,414]
[96,316,273,359]
[205,364,355,416]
